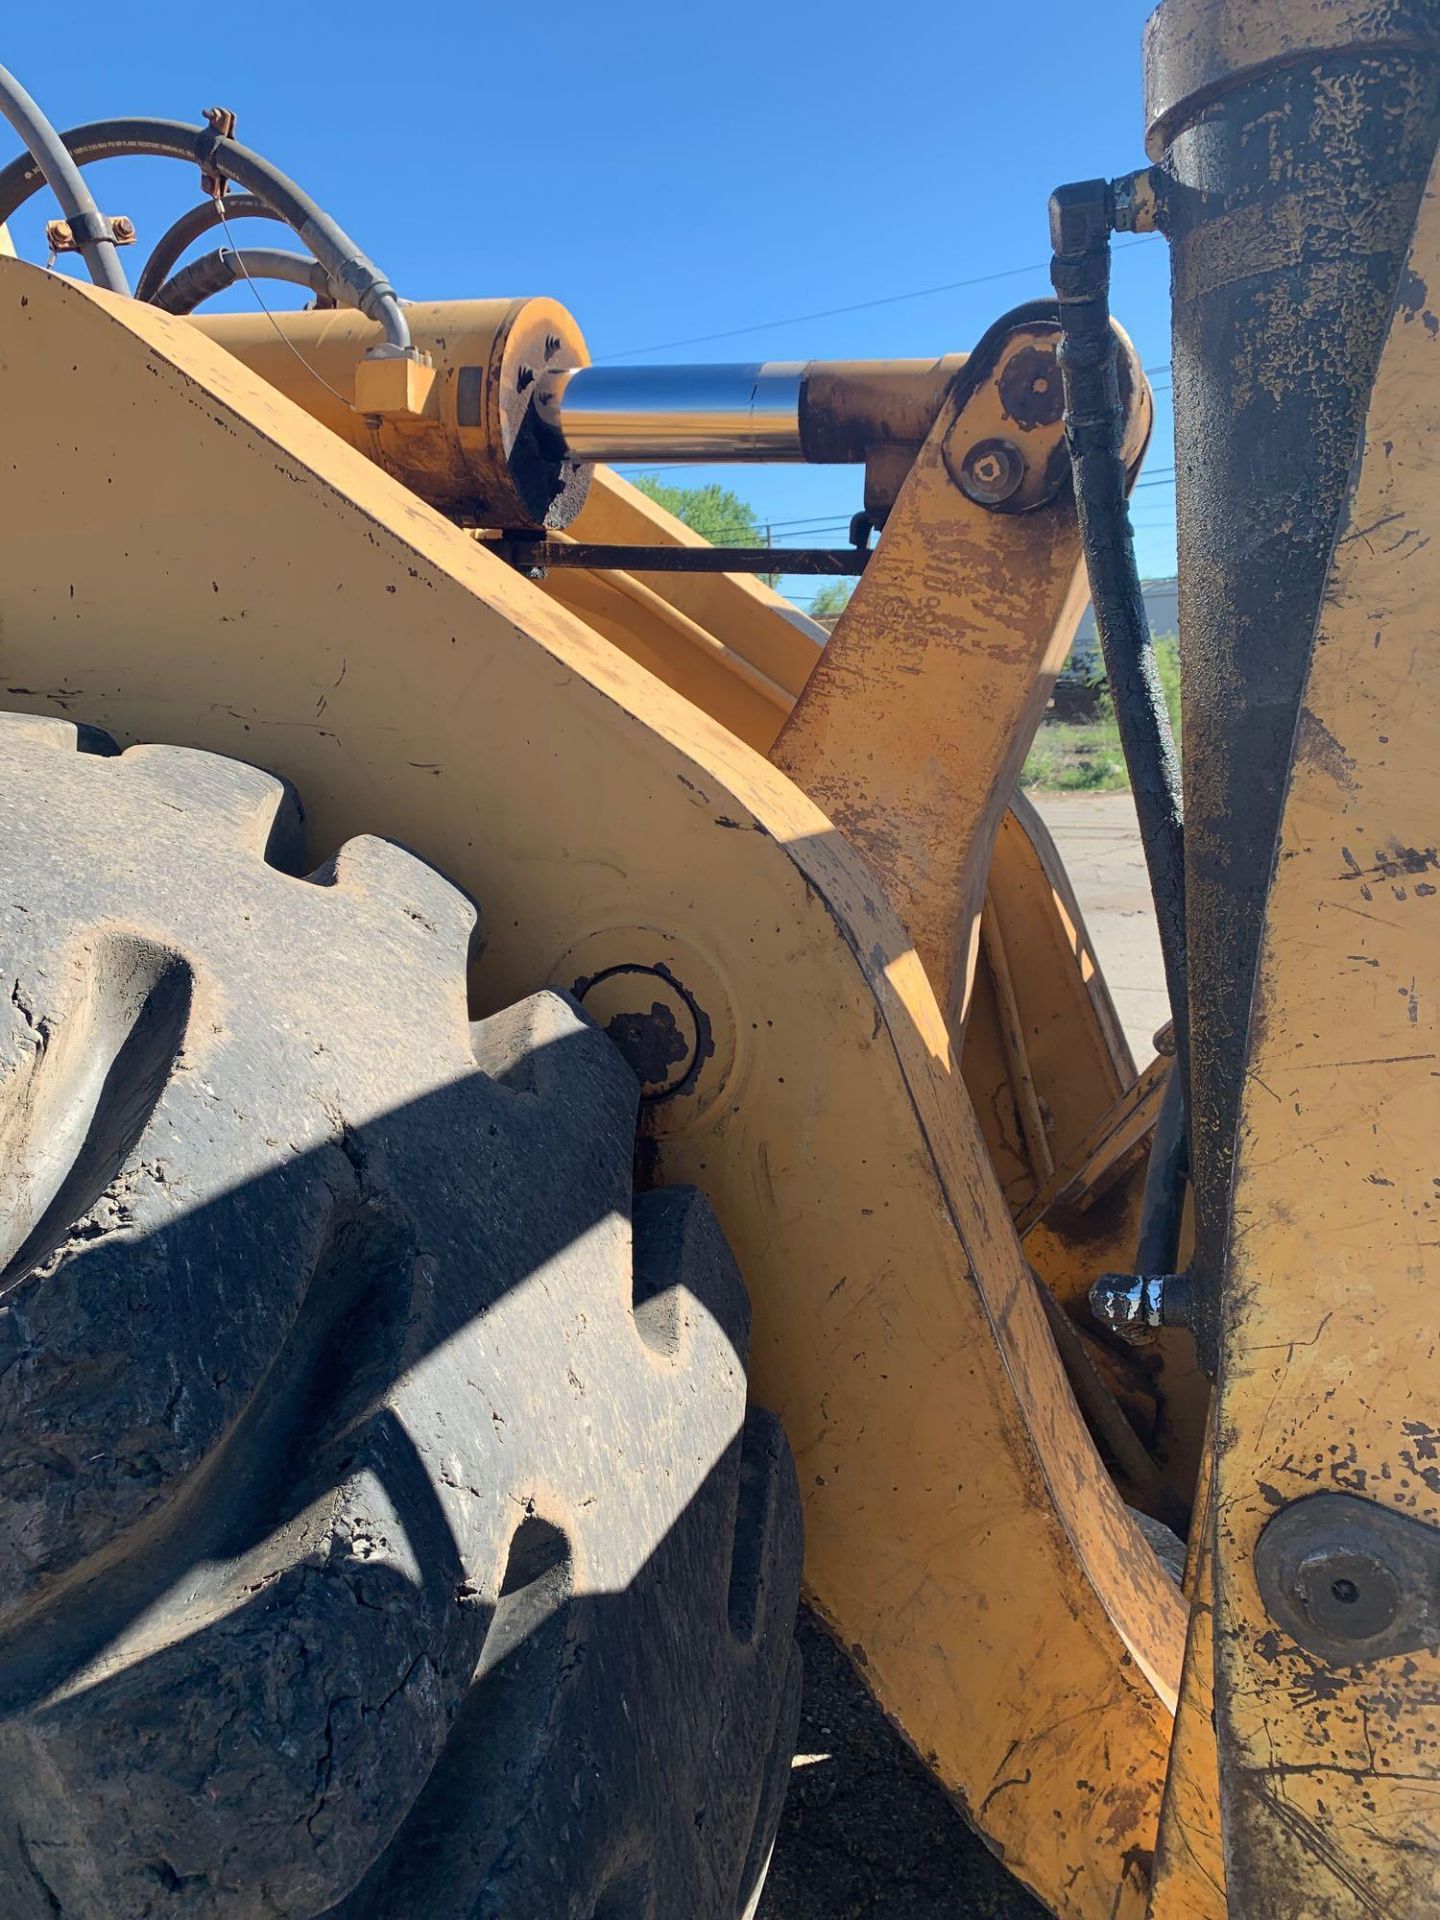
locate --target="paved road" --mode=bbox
[1030,790,1167,1067]
[760,793,1163,1920]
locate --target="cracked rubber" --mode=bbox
[0,715,803,1919]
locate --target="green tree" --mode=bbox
[807,580,854,619]
[631,475,778,587]
[631,476,763,545]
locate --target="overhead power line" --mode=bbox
[615,481,1179,551]
[609,500,855,533]
[596,241,1153,361]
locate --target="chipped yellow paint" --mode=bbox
[197,288,1147,1229]
[1150,1434,1226,1920]
[771,319,1127,1035]
[1211,149,1440,1916]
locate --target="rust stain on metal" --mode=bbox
[771,314,1149,1035]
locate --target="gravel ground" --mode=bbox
[759,1611,1046,1920]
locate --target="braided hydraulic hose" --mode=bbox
[0,116,409,350]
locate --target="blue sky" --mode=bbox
[2,1,1175,605]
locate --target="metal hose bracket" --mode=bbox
[0,115,411,351]
[0,63,129,294]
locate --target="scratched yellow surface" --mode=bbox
[0,259,1187,1918]
[1211,153,1440,1917]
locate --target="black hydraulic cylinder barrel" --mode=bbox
[1144,0,1440,1369]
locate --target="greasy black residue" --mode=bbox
[571,961,715,1105]
[1158,40,1440,1380]
[1399,266,1440,335]
[998,343,1065,431]
[603,1001,689,1088]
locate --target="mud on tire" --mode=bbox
[0,715,802,1919]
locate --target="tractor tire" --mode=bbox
[0,714,802,1920]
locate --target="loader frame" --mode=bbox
[0,0,1437,1911]
[0,260,1190,1919]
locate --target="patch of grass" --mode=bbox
[1022,635,1181,793]
[1022,718,1129,791]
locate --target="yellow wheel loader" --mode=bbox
[0,0,1436,1913]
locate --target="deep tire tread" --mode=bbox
[0,720,801,1920]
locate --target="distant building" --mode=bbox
[1067,577,1178,680]
[1047,578,1177,718]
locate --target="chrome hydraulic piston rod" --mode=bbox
[541,357,966,465]
[193,297,967,523]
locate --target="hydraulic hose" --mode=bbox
[150,247,354,315]
[0,65,128,294]
[0,117,408,350]
[1049,181,1189,1104]
[1053,178,1197,1355]
[1134,1059,1187,1281]
[136,193,282,302]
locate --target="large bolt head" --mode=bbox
[1294,1545,1402,1644]
[1253,1491,1440,1666]
[954,436,1026,506]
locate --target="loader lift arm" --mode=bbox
[0,0,1436,1910]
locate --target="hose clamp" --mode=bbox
[198,106,237,201]
[46,211,134,252]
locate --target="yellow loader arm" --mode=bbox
[0,0,1435,1913]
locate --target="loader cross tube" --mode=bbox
[486,541,870,576]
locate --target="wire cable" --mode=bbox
[137,192,282,302]
[212,194,357,413]
[596,240,1151,361]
